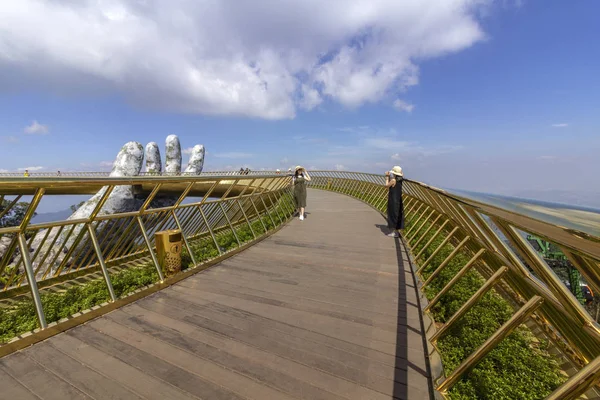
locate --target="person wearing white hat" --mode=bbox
[293,166,311,220]
[384,166,404,237]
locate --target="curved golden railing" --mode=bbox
[306,171,600,400]
[0,173,295,353]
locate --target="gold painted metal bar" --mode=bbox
[18,233,47,329]
[410,214,442,248]
[174,182,195,207]
[417,226,459,274]
[249,197,268,233]
[431,266,509,343]
[199,206,222,255]
[545,356,600,400]
[265,192,283,225]
[237,199,256,240]
[425,249,486,312]
[139,183,163,213]
[497,220,594,328]
[421,236,471,289]
[436,295,543,394]
[220,178,241,200]
[219,202,241,247]
[415,220,450,259]
[136,216,165,282]
[258,193,277,228]
[407,209,436,242]
[200,180,219,204]
[406,205,432,237]
[86,224,117,301]
[53,223,90,276]
[19,188,45,231]
[171,210,197,267]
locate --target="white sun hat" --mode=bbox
[391,166,403,176]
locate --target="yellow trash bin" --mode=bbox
[155,229,183,276]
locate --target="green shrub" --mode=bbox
[0,263,158,343]
[407,219,566,399]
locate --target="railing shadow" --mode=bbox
[393,235,435,400]
[392,234,410,399]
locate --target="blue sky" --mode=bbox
[1,0,599,208]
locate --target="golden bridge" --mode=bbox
[1,171,600,399]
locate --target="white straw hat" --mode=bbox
[391,166,403,176]
[295,165,304,171]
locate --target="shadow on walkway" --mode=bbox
[393,237,435,399]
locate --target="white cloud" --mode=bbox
[391,153,402,161]
[393,99,415,113]
[99,161,113,167]
[0,169,9,173]
[335,164,346,171]
[0,1,491,120]
[552,123,568,128]
[182,147,194,155]
[17,166,44,171]
[280,157,289,165]
[23,120,49,135]
[213,152,253,159]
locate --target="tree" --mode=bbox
[0,200,35,229]
[70,201,85,213]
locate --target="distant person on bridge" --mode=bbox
[293,166,311,220]
[23,169,30,177]
[385,166,404,237]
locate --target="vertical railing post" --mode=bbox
[136,216,165,282]
[18,233,47,329]
[87,224,117,301]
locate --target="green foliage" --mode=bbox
[0,200,35,228]
[405,219,566,400]
[0,263,158,343]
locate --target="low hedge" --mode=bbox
[320,185,566,400]
[0,193,294,344]
[412,225,565,399]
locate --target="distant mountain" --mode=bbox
[32,209,73,224]
[507,189,600,210]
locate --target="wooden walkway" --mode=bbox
[0,190,433,400]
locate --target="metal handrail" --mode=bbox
[304,171,600,400]
[0,174,295,342]
[0,170,286,178]
[3,169,600,398]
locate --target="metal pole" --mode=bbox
[436,295,543,394]
[18,233,47,329]
[87,224,117,301]
[171,210,197,268]
[136,216,165,282]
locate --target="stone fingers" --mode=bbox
[165,135,182,175]
[184,144,205,174]
[145,142,162,174]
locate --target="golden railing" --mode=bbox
[0,173,295,353]
[307,171,600,400]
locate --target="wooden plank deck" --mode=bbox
[0,189,433,400]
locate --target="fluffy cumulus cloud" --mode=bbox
[0,0,490,119]
[24,120,49,134]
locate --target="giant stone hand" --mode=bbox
[28,135,205,277]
